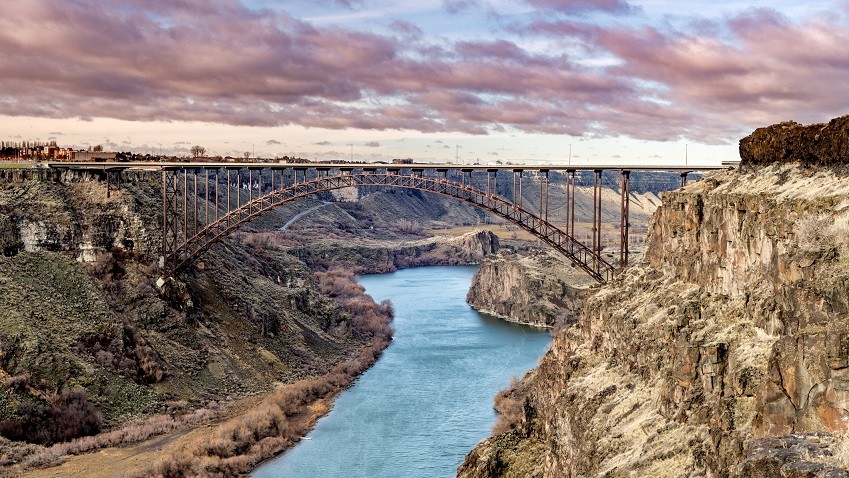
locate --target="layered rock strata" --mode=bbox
[466,250,591,328]
[459,159,849,477]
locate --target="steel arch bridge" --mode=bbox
[162,168,617,282]
[48,160,729,283]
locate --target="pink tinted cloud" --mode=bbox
[1,0,847,144]
[592,9,849,140]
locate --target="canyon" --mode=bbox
[459,117,849,477]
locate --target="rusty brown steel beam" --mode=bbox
[161,169,167,269]
[182,170,187,252]
[193,169,198,239]
[569,171,576,241]
[205,168,209,230]
[620,170,631,267]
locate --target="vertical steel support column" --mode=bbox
[226,169,231,227]
[237,169,241,215]
[182,169,188,250]
[569,171,576,241]
[161,169,167,269]
[161,169,182,274]
[564,170,571,237]
[593,170,603,272]
[538,172,544,219]
[192,169,198,239]
[248,169,253,216]
[620,170,631,267]
[518,170,523,208]
[512,171,517,207]
[215,169,219,225]
[544,171,549,223]
[204,168,209,230]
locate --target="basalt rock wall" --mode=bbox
[0,169,160,262]
[459,158,849,477]
[466,251,590,328]
[739,115,849,167]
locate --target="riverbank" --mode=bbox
[15,269,394,477]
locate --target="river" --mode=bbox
[252,266,551,478]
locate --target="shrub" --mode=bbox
[0,391,102,445]
[491,376,527,435]
[795,214,833,253]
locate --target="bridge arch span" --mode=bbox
[163,170,615,282]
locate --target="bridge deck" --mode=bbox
[45,161,733,172]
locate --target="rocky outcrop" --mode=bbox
[0,172,159,262]
[289,229,500,273]
[466,251,591,328]
[459,160,849,477]
[739,115,849,167]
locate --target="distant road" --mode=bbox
[280,202,332,231]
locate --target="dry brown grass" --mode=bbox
[491,376,530,435]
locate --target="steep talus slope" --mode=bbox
[459,161,849,477]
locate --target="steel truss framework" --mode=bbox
[161,168,626,282]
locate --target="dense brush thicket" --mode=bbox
[0,391,102,445]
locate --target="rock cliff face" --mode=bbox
[459,159,849,477]
[466,251,591,328]
[739,115,849,167]
[0,170,159,262]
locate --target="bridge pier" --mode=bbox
[592,170,603,274]
[620,170,631,267]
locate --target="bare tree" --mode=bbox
[243,151,250,159]
[190,145,206,158]
[92,144,104,152]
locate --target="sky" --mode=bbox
[1,0,848,165]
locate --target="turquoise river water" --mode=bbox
[252,265,551,477]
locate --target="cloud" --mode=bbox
[390,20,423,38]
[0,1,847,145]
[443,0,480,14]
[364,141,380,147]
[314,140,332,146]
[521,0,636,15]
[266,139,283,145]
